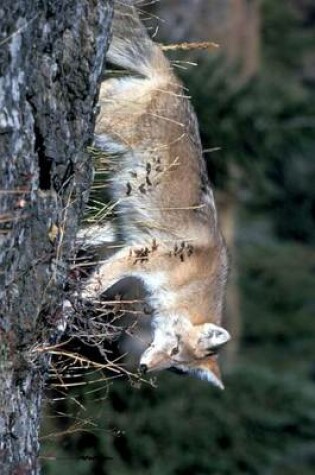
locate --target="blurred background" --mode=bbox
[43,1,315,474]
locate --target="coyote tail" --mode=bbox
[108,0,170,78]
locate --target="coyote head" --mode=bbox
[139,315,230,388]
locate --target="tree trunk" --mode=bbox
[0,1,112,473]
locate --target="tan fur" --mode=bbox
[78,0,230,388]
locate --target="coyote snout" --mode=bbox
[74,0,231,388]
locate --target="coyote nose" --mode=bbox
[139,364,148,374]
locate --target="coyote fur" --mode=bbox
[77,0,230,388]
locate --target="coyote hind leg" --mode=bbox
[80,239,169,301]
[59,247,132,331]
[80,246,133,301]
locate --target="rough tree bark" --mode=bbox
[0,1,112,473]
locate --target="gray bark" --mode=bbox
[0,1,112,473]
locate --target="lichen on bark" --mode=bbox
[0,1,113,473]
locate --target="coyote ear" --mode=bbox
[198,323,231,352]
[188,356,224,389]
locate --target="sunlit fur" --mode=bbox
[77,0,230,387]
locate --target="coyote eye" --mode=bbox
[170,346,179,356]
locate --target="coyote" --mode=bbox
[76,0,230,388]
